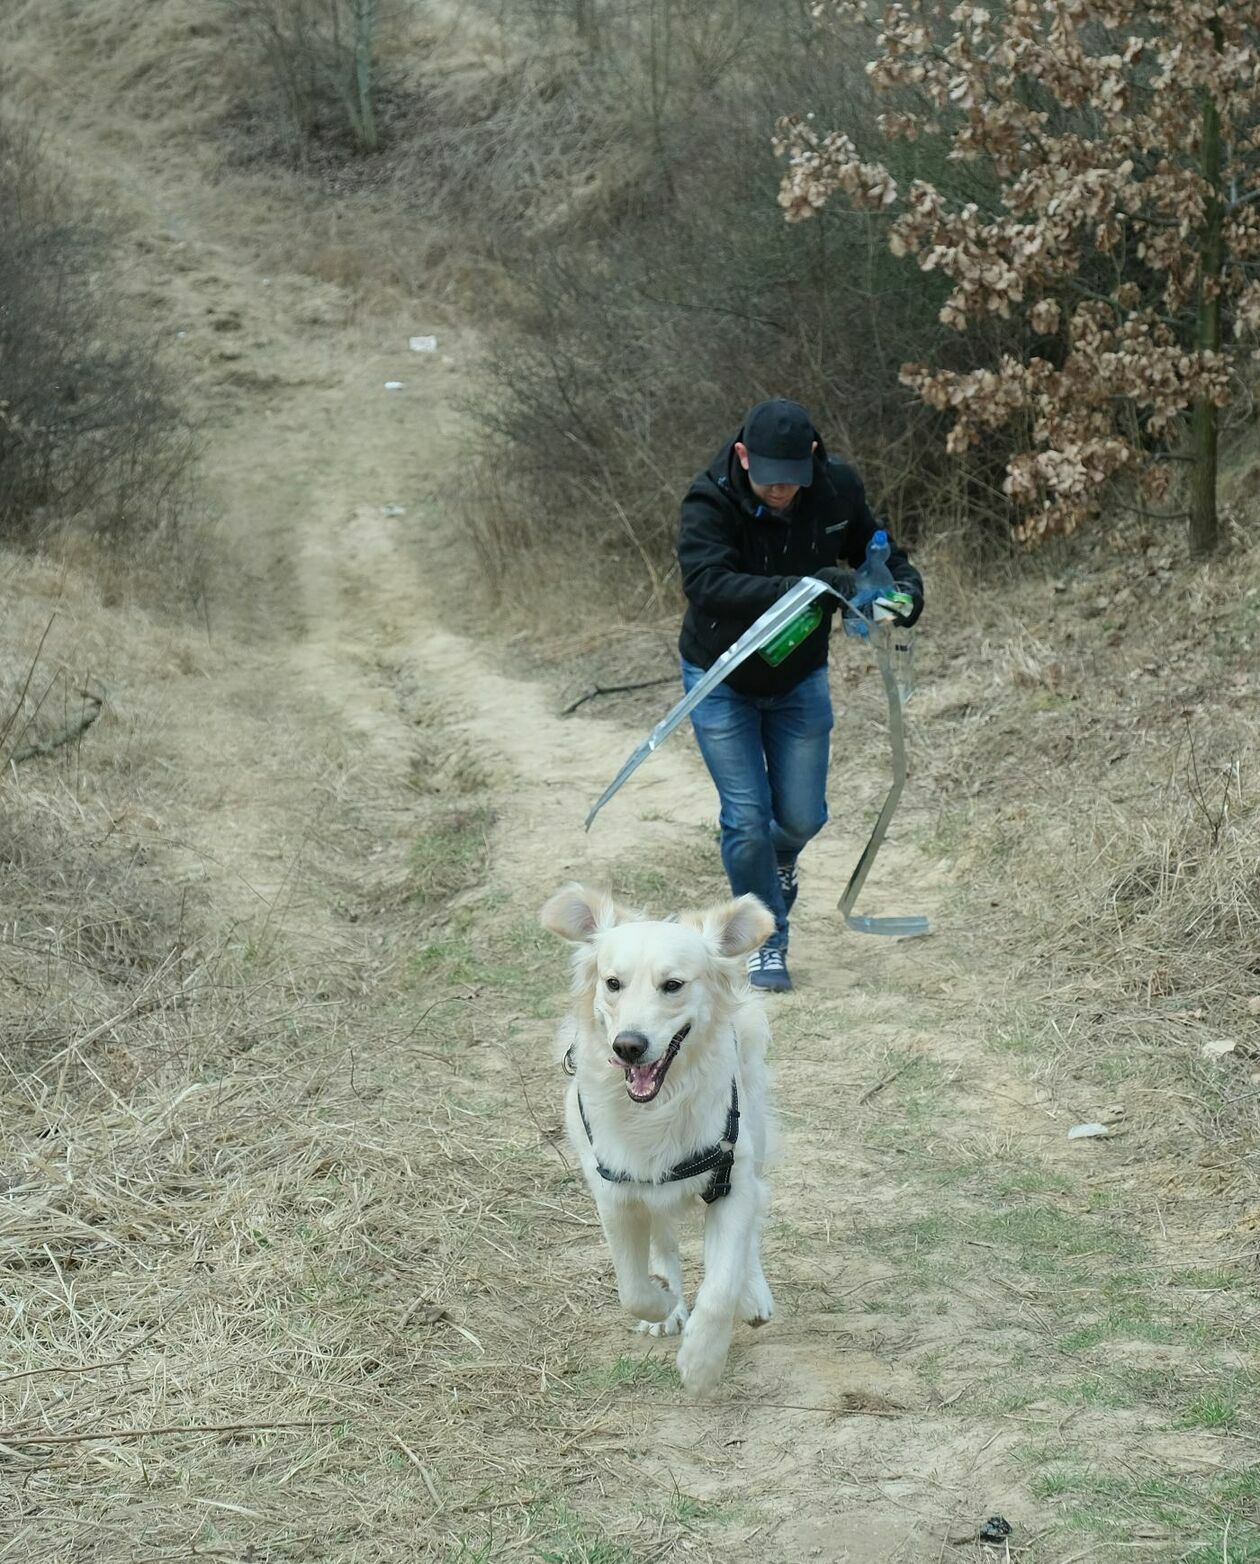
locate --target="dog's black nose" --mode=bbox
[612,1030,650,1064]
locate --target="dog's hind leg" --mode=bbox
[599,1194,679,1324]
[740,1178,775,1327]
[639,1213,689,1337]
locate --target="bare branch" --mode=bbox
[9,691,102,766]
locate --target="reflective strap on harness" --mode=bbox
[577,1080,740,1204]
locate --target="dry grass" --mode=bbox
[0,566,705,1564]
[896,524,1260,1205]
[2,977,609,1559]
[0,860,712,1562]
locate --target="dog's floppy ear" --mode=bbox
[539,883,619,944]
[688,893,775,959]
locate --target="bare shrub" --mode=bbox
[220,0,386,155]
[450,1,1022,602]
[0,122,195,550]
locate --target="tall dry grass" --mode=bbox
[0,120,196,554]
[913,534,1260,1163]
[0,572,666,1562]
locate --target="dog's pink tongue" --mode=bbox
[628,1063,658,1096]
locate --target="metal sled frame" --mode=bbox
[836,630,928,938]
[584,578,929,938]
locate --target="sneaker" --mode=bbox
[747,947,792,993]
[776,859,799,912]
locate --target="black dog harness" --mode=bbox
[574,1079,741,1205]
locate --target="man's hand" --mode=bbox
[816,565,857,601]
[887,584,923,627]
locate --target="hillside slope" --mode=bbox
[2,6,1258,1563]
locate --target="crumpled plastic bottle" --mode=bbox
[843,529,915,702]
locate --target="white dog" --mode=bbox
[540,883,778,1397]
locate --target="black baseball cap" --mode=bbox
[742,399,815,488]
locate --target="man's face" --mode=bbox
[734,439,817,512]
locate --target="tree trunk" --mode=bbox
[1190,41,1223,556]
[352,0,378,154]
[573,0,600,50]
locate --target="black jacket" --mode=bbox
[678,429,922,696]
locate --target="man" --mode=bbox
[678,398,924,992]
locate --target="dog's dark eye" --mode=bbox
[605,977,621,992]
[662,979,684,994]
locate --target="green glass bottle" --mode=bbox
[757,601,823,666]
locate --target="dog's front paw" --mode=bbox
[622,1279,679,1324]
[676,1317,732,1398]
[741,1277,775,1328]
[637,1297,689,1337]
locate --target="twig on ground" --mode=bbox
[392,1434,442,1508]
[859,1061,913,1105]
[610,1396,907,1416]
[1058,1545,1178,1562]
[562,677,676,716]
[0,1297,188,1386]
[504,1047,572,1171]
[131,1537,317,1564]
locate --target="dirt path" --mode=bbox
[156,231,1090,1561]
[238,357,1202,1564]
[4,23,1254,1563]
[263,377,1029,1559]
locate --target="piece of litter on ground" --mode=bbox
[978,1516,1012,1545]
[382,504,407,517]
[384,381,404,390]
[948,1515,1015,1549]
[409,335,437,352]
[1203,1038,1239,1058]
[1068,1122,1112,1140]
[1247,996,1260,1015]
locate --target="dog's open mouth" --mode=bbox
[623,1025,690,1103]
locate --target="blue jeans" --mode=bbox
[682,659,833,952]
